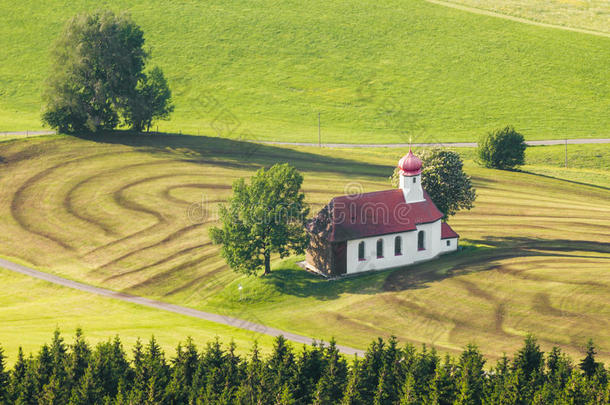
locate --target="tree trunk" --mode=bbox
[263,252,271,276]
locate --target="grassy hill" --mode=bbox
[0,0,609,142]
[0,134,608,363]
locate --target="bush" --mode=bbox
[477,126,527,170]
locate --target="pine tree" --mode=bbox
[341,358,365,405]
[142,336,170,404]
[266,336,295,395]
[562,369,593,404]
[235,341,267,405]
[18,355,39,405]
[399,373,418,405]
[579,339,598,378]
[165,338,199,404]
[513,335,544,382]
[42,329,70,403]
[313,340,348,405]
[293,342,325,403]
[454,344,486,405]
[358,338,385,403]
[8,347,27,402]
[128,338,146,404]
[429,355,456,405]
[67,328,91,392]
[35,344,53,397]
[0,345,9,403]
[69,362,103,405]
[373,337,404,405]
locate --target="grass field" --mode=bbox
[439,0,610,34]
[0,133,608,364]
[0,266,277,365]
[0,0,609,142]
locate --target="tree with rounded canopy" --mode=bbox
[42,10,172,133]
[210,163,310,275]
[477,125,527,170]
[390,149,476,219]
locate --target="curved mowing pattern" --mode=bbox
[0,136,608,362]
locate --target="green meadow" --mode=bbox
[0,134,608,363]
[0,266,277,365]
[0,0,609,142]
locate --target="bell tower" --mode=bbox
[397,149,424,203]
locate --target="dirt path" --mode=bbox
[0,257,364,356]
[423,0,610,38]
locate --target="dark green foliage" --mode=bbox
[210,163,310,275]
[124,66,174,132]
[390,149,476,219]
[1,331,607,404]
[580,339,599,379]
[0,345,9,403]
[42,10,172,133]
[477,125,527,170]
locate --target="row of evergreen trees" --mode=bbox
[0,330,607,404]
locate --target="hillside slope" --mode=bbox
[0,0,608,142]
[0,134,608,362]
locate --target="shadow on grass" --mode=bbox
[251,236,610,301]
[519,170,610,191]
[382,236,610,293]
[71,130,393,180]
[251,266,387,301]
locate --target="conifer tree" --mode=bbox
[429,355,456,405]
[293,342,325,403]
[266,336,295,394]
[341,358,365,405]
[67,328,91,391]
[399,373,418,405]
[8,347,27,402]
[313,340,348,405]
[165,338,199,404]
[455,344,486,405]
[236,341,268,405]
[373,337,404,404]
[36,344,53,397]
[0,345,9,403]
[142,336,170,404]
[579,339,598,378]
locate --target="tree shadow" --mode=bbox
[518,170,610,192]
[254,266,388,301]
[381,236,610,293]
[71,131,393,179]
[253,236,610,300]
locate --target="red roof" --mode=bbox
[308,189,444,242]
[441,222,459,239]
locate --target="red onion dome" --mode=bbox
[398,149,422,176]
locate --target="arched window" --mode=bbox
[394,236,402,255]
[358,241,365,261]
[376,238,384,258]
[418,231,425,251]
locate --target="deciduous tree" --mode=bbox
[391,149,475,218]
[210,163,309,275]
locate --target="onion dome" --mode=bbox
[398,149,422,176]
